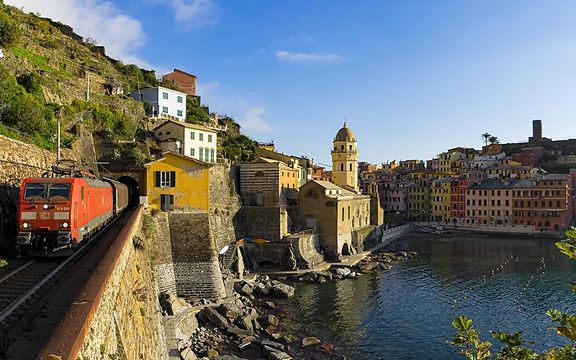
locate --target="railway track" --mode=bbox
[0,208,133,338]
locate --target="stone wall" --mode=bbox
[153,212,177,296]
[72,208,166,360]
[168,212,226,300]
[286,231,325,269]
[352,225,382,253]
[0,135,77,253]
[209,164,242,251]
[241,206,288,242]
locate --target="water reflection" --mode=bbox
[287,233,576,359]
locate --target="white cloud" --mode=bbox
[5,0,149,67]
[239,106,272,134]
[197,81,220,95]
[276,50,344,63]
[144,0,216,27]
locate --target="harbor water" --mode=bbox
[286,232,576,359]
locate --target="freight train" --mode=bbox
[16,175,129,256]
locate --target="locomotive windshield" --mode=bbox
[24,183,71,201]
[24,183,46,200]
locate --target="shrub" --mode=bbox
[0,9,20,48]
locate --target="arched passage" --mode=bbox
[342,243,351,256]
[118,176,140,206]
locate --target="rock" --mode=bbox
[252,317,262,331]
[253,283,270,296]
[267,314,280,326]
[206,348,219,358]
[271,332,284,340]
[261,339,287,352]
[215,356,248,360]
[335,268,351,277]
[283,334,298,343]
[239,315,254,333]
[347,272,357,278]
[180,347,198,360]
[264,301,276,309]
[218,303,242,320]
[271,283,295,298]
[238,283,253,297]
[301,337,321,347]
[198,307,230,330]
[225,325,253,336]
[171,296,193,315]
[317,342,335,353]
[315,271,333,281]
[268,351,292,360]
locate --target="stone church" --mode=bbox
[299,123,384,259]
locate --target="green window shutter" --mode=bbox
[170,171,176,187]
[155,171,160,187]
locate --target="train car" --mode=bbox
[16,176,129,256]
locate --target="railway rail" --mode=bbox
[0,208,133,338]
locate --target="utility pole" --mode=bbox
[57,117,61,162]
[86,72,90,101]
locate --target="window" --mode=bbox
[341,207,344,221]
[190,148,195,157]
[160,194,174,211]
[199,133,204,141]
[190,132,195,140]
[205,148,209,161]
[210,149,215,163]
[348,206,350,220]
[349,164,352,171]
[177,96,183,103]
[199,147,204,161]
[162,106,168,113]
[340,164,344,171]
[155,171,176,188]
[162,92,169,100]
[158,132,163,136]
[177,110,183,117]
[208,134,213,142]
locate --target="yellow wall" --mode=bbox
[145,153,210,211]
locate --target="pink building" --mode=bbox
[466,179,514,225]
[380,181,408,213]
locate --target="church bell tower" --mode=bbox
[331,122,358,192]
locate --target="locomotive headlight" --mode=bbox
[62,222,69,228]
[22,222,29,228]
[43,204,49,210]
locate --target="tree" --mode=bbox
[488,136,499,145]
[450,228,576,358]
[481,133,491,146]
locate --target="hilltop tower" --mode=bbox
[331,122,358,192]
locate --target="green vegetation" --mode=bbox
[450,228,576,359]
[0,257,8,268]
[12,47,70,77]
[0,7,21,48]
[219,125,257,162]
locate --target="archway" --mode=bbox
[342,243,351,256]
[117,176,140,206]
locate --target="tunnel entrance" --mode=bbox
[342,243,351,256]
[117,176,140,206]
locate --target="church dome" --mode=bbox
[334,122,356,142]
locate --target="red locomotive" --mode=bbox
[16,176,129,256]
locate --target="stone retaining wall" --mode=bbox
[168,212,226,300]
[75,207,166,360]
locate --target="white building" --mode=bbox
[153,120,218,163]
[130,86,187,121]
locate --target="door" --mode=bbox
[160,194,174,211]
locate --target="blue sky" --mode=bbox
[6,1,576,166]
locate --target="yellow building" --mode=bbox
[144,152,211,211]
[431,177,453,222]
[406,178,433,221]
